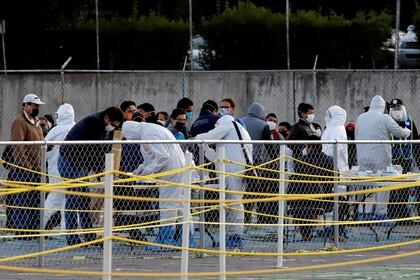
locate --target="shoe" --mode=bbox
[226,234,244,249]
[145,226,177,252]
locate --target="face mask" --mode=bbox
[157,120,166,126]
[220,108,231,116]
[391,110,404,122]
[186,112,193,121]
[266,121,276,131]
[307,113,315,123]
[279,131,288,139]
[105,124,115,132]
[175,122,185,131]
[30,109,39,118]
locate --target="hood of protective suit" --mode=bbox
[247,103,265,120]
[122,121,142,140]
[216,115,234,126]
[56,103,75,126]
[369,95,386,113]
[325,105,346,127]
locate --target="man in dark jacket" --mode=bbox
[288,135,334,241]
[241,103,273,223]
[58,107,123,246]
[190,100,219,137]
[287,103,321,158]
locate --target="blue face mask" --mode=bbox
[186,112,193,120]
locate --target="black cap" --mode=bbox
[389,98,403,107]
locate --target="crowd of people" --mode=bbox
[5,93,420,249]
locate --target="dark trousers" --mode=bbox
[58,155,95,245]
[9,169,41,231]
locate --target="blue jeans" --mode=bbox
[58,155,96,244]
[9,169,41,230]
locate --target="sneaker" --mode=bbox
[226,234,244,249]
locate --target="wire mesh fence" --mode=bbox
[2,70,420,140]
[0,140,419,278]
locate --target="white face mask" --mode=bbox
[105,124,115,132]
[157,120,166,126]
[266,121,276,131]
[220,108,231,116]
[307,113,315,123]
[391,110,404,122]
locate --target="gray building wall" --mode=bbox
[1,70,419,140]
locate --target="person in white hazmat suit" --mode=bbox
[195,115,253,249]
[321,105,349,239]
[121,121,195,250]
[355,95,411,220]
[43,103,76,229]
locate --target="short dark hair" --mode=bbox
[137,103,155,112]
[120,100,136,112]
[278,121,292,130]
[157,111,169,120]
[221,98,236,108]
[103,107,124,123]
[202,99,218,112]
[171,108,186,119]
[266,113,277,120]
[297,103,314,117]
[177,98,193,110]
[131,112,144,122]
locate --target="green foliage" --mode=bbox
[55,13,189,69]
[200,2,392,69]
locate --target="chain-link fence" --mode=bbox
[2,70,420,140]
[0,139,419,278]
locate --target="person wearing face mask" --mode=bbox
[265,113,282,140]
[58,106,123,246]
[388,99,419,173]
[278,121,291,139]
[137,103,161,125]
[9,93,45,236]
[287,102,321,159]
[388,98,419,221]
[157,111,169,126]
[168,108,189,140]
[220,98,246,128]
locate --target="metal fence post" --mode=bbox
[333,141,339,247]
[103,153,114,280]
[277,144,286,268]
[181,151,193,280]
[38,143,47,267]
[217,147,226,280]
[198,143,205,255]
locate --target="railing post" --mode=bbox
[181,151,193,280]
[333,141,339,247]
[38,143,47,267]
[198,143,205,256]
[217,147,226,280]
[277,144,286,267]
[103,153,114,280]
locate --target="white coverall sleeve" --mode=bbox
[385,115,411,138]
[139,143,170,175]
[195,122,230,141]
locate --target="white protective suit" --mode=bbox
[321,105,349,173]
[44,103,75,228]
[121,121,186,223]
[195,115,253,236]
[355,95,411,215]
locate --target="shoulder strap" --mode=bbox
[232,121,252,166]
